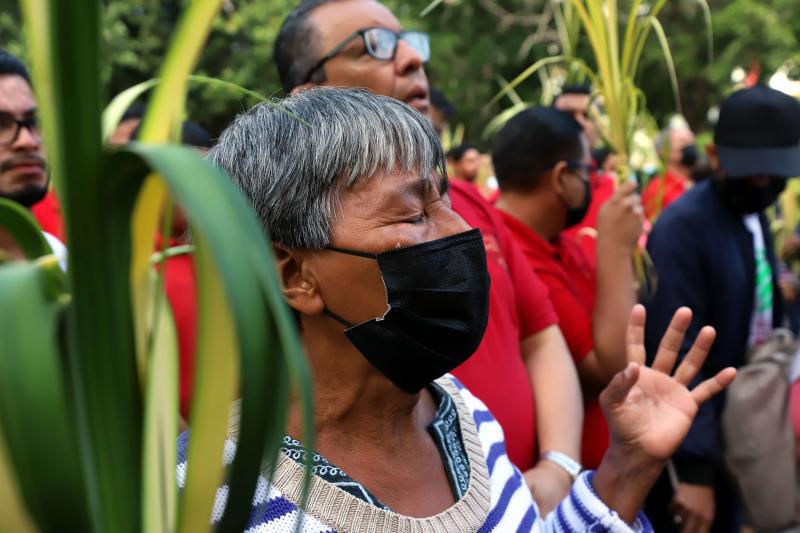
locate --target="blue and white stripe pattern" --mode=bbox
[177,375,653,532]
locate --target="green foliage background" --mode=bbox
[1,0,798,143]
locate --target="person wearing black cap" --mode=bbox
[643,85,800,532]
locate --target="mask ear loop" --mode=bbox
[326,245,378,259]
[323,308,354,329]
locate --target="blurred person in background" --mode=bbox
[0,50,65,267]
[642,125,698,221]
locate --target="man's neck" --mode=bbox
[497,191,562,242]
[285,317,437,453]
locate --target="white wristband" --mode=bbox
[541,450,582,480]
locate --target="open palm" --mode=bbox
[600,306,737,462]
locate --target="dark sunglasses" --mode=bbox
[303,27,430,84]
[0,111,39,146]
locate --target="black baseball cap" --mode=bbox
[714,85,800,179]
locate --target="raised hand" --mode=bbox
[591,305,736,523]
[600,305,736,460]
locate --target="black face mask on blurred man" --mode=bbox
[714,175,788,214]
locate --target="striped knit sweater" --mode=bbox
[177,375,653,532]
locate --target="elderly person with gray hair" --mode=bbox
[178,87,735,532]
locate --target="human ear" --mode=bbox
[550,161,569,194]
[273,244,325,316]
[706,144,719,170]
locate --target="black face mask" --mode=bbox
[324,228,491,393]
[714,176,788,214]
[563,175,592,229]
[680,145,699,169]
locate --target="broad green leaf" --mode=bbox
[21,0,143,530]
[0,198,51,259]
[0,263,89,531]
[142,280,179,533]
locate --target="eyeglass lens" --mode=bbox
[364,28,430,62]
[0,113,38,144]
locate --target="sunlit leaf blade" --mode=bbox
[102,79,159,142]
[487,55,566,107]
[0,198,51,259]
[0,424,37,533]
[142,282,179,533]
[0,263,89,532]
[648,16,681,114]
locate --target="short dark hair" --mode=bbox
[552,83,592,106]
[492,107,584,192]
[130,120,214,149]
[121,102,145,122]
[275,0,338,92]
[0,50,31,85]
[430,88,457,120]
[447,143,478,162]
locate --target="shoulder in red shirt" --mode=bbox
[448,179,557,471]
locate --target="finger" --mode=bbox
[626,304,647,365]
[691,367,737,405]
[652,307,692,374]
[616,180,637,197]
[601,362,640,406]
[674,326,716,385]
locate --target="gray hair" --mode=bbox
[208,87,447,249]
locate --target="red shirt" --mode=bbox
[500,210,610,468]
[32,189,65,241]
[562,172,615,268]
[641,170,690,221]
[449,179,558,471]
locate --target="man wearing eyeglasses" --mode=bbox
[275,0,588,516]
[276,0,432,116]
[0,50,65,266]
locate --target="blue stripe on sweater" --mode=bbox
[477,469,523,533]
[516,505,536,533]
[472,409,494,429]
[486,442,505,475]
[248,495,297,525]
[568,487,596,524]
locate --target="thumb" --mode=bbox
[615,180,637,198]
[601,362,640,407]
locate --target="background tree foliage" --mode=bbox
[1,0,798,142]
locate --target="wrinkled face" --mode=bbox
[299,170,468,323]
[307,0,431,117]
[555,93,597,147]
[0,75,47,206]
[452,148,481,182]
[668,128,695,166]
